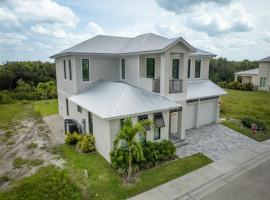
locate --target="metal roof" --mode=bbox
[189,48,216,57]
[187,80,227,100]
[69,80,180,120]
[259,56,270,62]
[234,68,258,76]
[50,33,215,58]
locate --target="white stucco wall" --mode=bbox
[120,55,139,86]
[259,62,270,91]
[187,56,209,80]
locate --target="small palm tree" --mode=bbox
[113,118,151,182]
[36,81,56,103]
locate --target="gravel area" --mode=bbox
[176,123,258,161]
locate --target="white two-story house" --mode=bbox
[50,33,226,162]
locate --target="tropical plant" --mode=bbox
[36,81,56,103]
[112,118,151,182]
[76,134,95,153]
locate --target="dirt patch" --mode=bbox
[0,118,65,189]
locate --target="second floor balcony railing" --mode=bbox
[169,79,183,93]
[152,78,160,93]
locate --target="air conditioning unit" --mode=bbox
[64,119,81,134]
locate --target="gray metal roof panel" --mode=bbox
[189,48,216,57]
[69,80,180,119]
[187,80,227,100]
[259,56,270,62]
[234,68,258,76]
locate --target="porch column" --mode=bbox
[177,106,185,140]
[195,101,200,128]
[160,51,170,95]
[216,99,220,123]
[234,74,238,82]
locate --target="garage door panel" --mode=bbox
[185,104,196,129]
[198,101,217,126]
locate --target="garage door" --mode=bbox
[185,103,197,129]
[198,100,217,126]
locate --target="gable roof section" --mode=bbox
[259,56,270,62]
[69,80,180,120]
[189,48,216,57]
[234,68,258,76]
[50,33,200,58]
[187,80,227,100]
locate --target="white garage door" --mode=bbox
[198,100,217,126]
[185,103,197,129]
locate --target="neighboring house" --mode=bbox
[50,33,226,162]
[258,56,270,91]
[234,68,259,89]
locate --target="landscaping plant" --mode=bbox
[76,134,95,153]
[111,117,151,182]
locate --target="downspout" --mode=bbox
[268,63,270,90]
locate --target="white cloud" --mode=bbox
[0,7,20,27]
[87,22,105,35]
[31,24,67,38]
[0,32,28,50]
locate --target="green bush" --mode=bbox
[241,117,267,131]
[65,132,82,145]
[110,140,176,175]
[218,81,254,91]
[76,134,95,153]
[0,91,13,104]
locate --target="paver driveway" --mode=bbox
[176,123,258,161]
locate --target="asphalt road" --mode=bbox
[203,158,270,200]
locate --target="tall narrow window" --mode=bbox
[88,111,93,134]
[82,119,86,133]
[77,105,82,113]
[82,59,90,81]
[260,77,266,87]
[68,59,72,80]
[63,60,67,79]
[187,59,191,79]
[121,59,125,79]
[154,127,161,140]
[66,98,69,116]
[195,59,201,78]
[172,59,179,79]
[146,58,155,78]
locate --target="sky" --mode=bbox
[0,0,270,62]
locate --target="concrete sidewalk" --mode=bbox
[129,140,270,200]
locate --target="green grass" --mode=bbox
[221,89,270,141]
[33,99,58,117]
[13,157,44,168]
[0,166,82,200]
[59,145,212,200]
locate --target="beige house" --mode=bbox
[234,56,270,91]
[50,33,226,162]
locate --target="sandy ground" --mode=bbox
[0,115,65,189]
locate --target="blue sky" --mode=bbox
[0,0,270,62]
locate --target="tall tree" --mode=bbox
[113,118,151,182]
[36,81,56,103]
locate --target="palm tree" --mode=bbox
[113,118,151,182]
[36,81,56,103]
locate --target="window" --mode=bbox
[187,59,191,79]
[66,99,69,116]
[82,59,90,81]
[63,60,67,79]
[138,115,150,131]
[260,77,267,87]
[146,58,155,78]
[121,59,125,79]
[137,132,146,144]
[154,127,161,140]
[153,112,165,128]
[195,59,201,78]
[82,119,86,133]
[88,112,93,134]
[119,119,128,147]
[77,105,82,113]
[68,59,72,80]
[120,118,125,128]
[172,59,179,79]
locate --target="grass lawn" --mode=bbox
[33,99,58,117]
[221,89,270,141]
[59,145,212,200]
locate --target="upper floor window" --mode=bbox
[82,59,90,81]
[260,77,267,87]
[195,59,201,78]
[77,105,82,113]
[146,58,155,78]
[187,59,191,79]
[172,59,179,79]
[68,59,72,80]
[63,60,67,79]
[121,59,125,79]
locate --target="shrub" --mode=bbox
[110,140,176,175]
[242,82,254,91]
[76,134,95,153]
[0,91,13,104]
[65,132,82,145]
[241,117,267,131]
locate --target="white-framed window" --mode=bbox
[121,59,125,79]
[187,59,191,79]
[154,127,161,140]
[68,59,72,80]
[172,58,180,79]
[260,77,267,87]
[63,60,67,79]
[82,59,90,81]
[77,105,82,113]
[66,98,69,116]
[195,59,201,78]
[146,58,155,78]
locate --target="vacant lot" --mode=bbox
[221,89,270,141]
